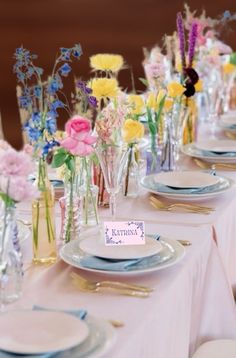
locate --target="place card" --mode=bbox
[104,221,145,246]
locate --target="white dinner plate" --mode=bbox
[150,171,220,189]
[182,143,236,163]
[79,235,162,260]
[195,139,236,153]
[140,174,233,201]
[60,237,185,276]
[220,112,236,126]
[0,311,89,355]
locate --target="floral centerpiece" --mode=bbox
[14,44,82,262]
[0,143,38,302]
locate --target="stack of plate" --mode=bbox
[219,111,236,134]
[60,234,185,275]
[0,310,115,358]
[182,139,236,164]
[140,171,233,200]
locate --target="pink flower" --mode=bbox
[0,176,39,202]
[61,117,96,156]
[0,149,34,177]
[23,144,34,155]
[65,116,91,137]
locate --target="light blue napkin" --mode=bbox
[0,307,87,358]
[196,148,236,157]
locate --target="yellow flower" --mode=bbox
[167,82,185,98]
[223,63,236,74]
[164,98,174,112]
[128,95,144,115]
[146,92,157,110]
[90,78,119,99]
[90,54,124,72]
[194,80,203,92]
[122,118,144,143]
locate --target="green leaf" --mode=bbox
[139,78,149,87]
[230,52,236,66]
[51,151,69,168]
[66,156,75,173]
[90,153,99,166]
[155,94,166,128]
[146,107,157,135]
[0,192,15,206]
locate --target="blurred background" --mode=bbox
[0,0,236,148]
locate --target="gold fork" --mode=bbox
[194,158,236,170]
[71,272,152,298]
[150,195,214,214]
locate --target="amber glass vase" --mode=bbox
[32,159,57,264]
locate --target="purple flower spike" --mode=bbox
[188,22,198,68]
[176,12,186,72]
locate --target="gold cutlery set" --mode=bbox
[150,195,214,214]
[71,272,153,298]
[194,158,236,170]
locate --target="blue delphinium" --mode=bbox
[13,44,83,159]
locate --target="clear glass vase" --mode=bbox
[0,205,23,305]
[32,159,57,264]
[123,144,140,198]
[146,134,161,175]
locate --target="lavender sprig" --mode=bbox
[188,22,198,68]
[176,12,186,73]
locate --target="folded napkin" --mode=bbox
[196,148,236,157]
[80,256,143,271]
[0,307,87,358]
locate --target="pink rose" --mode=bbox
[0,148,34,177]
[0,176,39,202]
[65,116,91,137]
[61,130,97,157]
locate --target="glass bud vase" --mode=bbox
[32,159,57,264]
[0,205,23,305]
[146,134,161,175]
[59,180,81,242]
[80,184,99,227]
[123,144,140,198]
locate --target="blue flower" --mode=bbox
[46,117,57,135]
[19,96,31,108]
[72,44,82,58]
[59,63,71,77]
[34,86,41,98]
[88,96,97,108]
[50,100,65,114]
[60,48,71,61]
[42,139,59,156]
[26,127,42,142]
[31,112,41,124]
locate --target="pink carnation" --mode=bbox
[0,148,34,177]
[0,176,39,202]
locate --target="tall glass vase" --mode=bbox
[96,144,130,218]
[146,134,161,175]
[59,178,81,243]
[123,144,140,197]
[32,158,57,264]
[0,204,23,306]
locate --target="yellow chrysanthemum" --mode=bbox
[128,94,144,115]
[223,63,236,74]
[90,78,119,99]
[167,82,185,98]
[194,80,203,92]
[90,54,124,72]
[122,118,145,143]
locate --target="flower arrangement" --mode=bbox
[52,116,98,240]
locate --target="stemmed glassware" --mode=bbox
[96,144,130,218]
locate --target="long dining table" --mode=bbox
[10,123,236,358]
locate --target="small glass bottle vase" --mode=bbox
[59,180,81,243]
[146,134,161,175]
[0,205,23,305]
[32,159,57,264]
[123,144,140,198]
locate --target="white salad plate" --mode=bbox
[148,171,220,189]
[60,237,185,276]
[195,139,236,153]
[0,311,89,355]
[182,143,236,163]
[140,173,233,201]
[79,234,162,260]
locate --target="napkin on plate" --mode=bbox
[197,149,236,157]
[0,307,87,358]
[150,181,224,195]
[80,255,144,271]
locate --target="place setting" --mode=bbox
[60,222,186,280]
[140,170,233,203]
[0,307,116,358]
